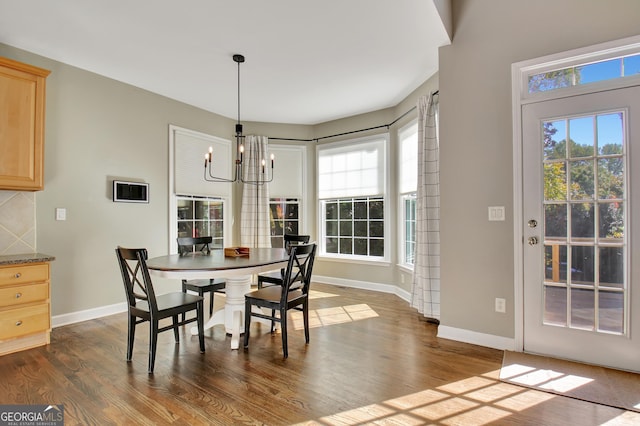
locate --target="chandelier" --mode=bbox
[204,54,274,185]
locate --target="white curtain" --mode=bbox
[410,92,440,322]
[240,135,272,248]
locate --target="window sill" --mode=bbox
[317,254,391,267]
[397,264,414,274]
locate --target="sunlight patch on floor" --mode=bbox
[540,374,594,392]
[289,304,379,330]
[308,289,340,299]
[293,370,558,425]
[502,362,594,392]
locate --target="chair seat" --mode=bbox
[257,271,303,290]
[133,292,203,316]
[183,279,226,291]
[245,286,305,305]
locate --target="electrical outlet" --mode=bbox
[495,298,506,313]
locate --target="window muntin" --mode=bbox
[322,196,384,258]
[542,111,627,333]
[270,198,300,248]
[317,135,388,261]
[177,195,224,249]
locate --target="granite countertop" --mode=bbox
[0,253,56,265]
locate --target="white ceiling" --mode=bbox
[0,0,450,125]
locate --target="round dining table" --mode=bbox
[146,248,289,349]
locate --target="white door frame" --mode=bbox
[511,35,640,351]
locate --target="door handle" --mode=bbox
[528,236,539,246]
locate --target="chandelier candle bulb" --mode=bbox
[239,145,244,163]
[271,153,275,168]
[262,158,266,173]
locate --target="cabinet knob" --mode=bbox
[15,320,23,326]
[15,292,22,298]
[14,272,22,278]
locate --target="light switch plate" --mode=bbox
[55,208,66,221]
[488,206,505,221]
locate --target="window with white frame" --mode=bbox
[399,121,418,267]
[269,198,300,248]
[317,135,389,261]
[169,125,232,253]
[177,195,225,248]
[528,53,640,94]
[268,145,306,248]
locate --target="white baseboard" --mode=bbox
[437,325,516,351]
[51,278,408,330]
[52,302,127,328]
[51,280,514,353]
[313,275,411,301]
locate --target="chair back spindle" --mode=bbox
[282,243,315,295]
[116,247,159,313]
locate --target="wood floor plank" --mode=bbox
[0,283,637,425]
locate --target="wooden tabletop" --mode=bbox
[146,248,288,279]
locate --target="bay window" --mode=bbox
[317,135,389,261]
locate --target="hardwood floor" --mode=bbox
[0,283,638,425]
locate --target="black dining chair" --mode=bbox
[115,246,205,373]
[257,234,310,289]
[243,242,317,358]
[177,236,226,320]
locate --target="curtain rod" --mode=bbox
[268,90,438,143]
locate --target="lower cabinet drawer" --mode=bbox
[0,303,49,341]
[0,264,49,286]
[0,282,48,308]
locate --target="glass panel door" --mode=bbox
[522,86,639,372]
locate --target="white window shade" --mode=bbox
[318,137,386,199]
[269,145,304,198]
[174,128,232,198]
[399,122,418,194]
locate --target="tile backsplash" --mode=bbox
[0,190,36,255]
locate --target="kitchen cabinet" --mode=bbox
[0,258,52,355]
[0,57,50,191]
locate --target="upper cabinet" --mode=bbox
[0,57,50,191]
